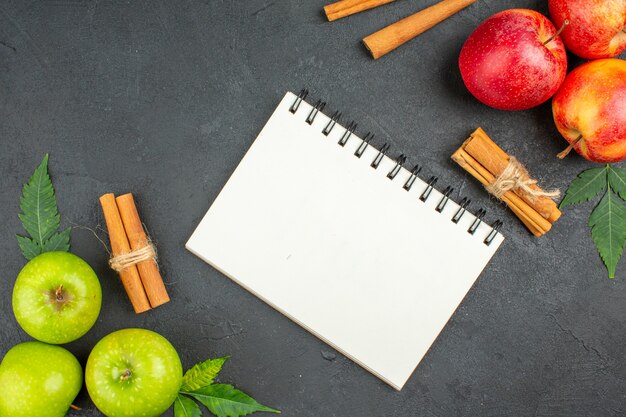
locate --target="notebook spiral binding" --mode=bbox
[289,89,502,246]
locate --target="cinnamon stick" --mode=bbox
[324,0,397,22]
[463,128,561,223]
[99,193,151,313]
[363,0,477,59]
[452,149,551,237]
[116,193,170,309]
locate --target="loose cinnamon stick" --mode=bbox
[363,0,477,59]
[452,149,551,237]
[116,193,170,309]
[463,128,561,223]
[99,193,151,313]
[324,0,397,22]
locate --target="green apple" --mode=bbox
[0,341,83,417]
[12,251,102,344]
[86,328,183,417]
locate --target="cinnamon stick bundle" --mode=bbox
[452,128,561,237]
[100,194,151,313]
[100,193,170,313]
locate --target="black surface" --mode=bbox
[1,1,626,416]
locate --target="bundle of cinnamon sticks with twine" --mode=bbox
[100,193,170,313]
[452,128,561,237]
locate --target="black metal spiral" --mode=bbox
[387,154,407,180]
[435,186,454,213]
[290,89,308,113]
[452,197,471,224]
[403,165,422,191]
[420,176,438,202]
[323,110,341,136]
[468,208,487,235]
[484,220,503,246]
[354,132,372,158]
[289,90,502,246]
[306,99,325,125]
[371,143,390,169]
[339,121,358,147]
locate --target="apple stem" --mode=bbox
[543,20,569,45]
[70,404,82,411]
[55,285,64,302]
[557,133,583,159]
[120,369,132,382]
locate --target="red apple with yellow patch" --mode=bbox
[459,9,568,111]
[549,0,626,59]
[553,59,626,163]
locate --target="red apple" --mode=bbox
[549,0,626,59]
[553,59,626,163]
[459,9,568,111]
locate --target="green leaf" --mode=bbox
[181,357,229,392]
[18,155,60,243]
[560,167,607,208]
[588,190,626,278]
[16,235,42,260]
[608,165,626,201]
[186,384,280,417]
[16,154,70,260]
[41,228,71,253]
[175,395,202,417]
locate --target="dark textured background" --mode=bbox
[1,0,625,416]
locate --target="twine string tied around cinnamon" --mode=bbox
[485,157,560,201]
[109,243,157,273]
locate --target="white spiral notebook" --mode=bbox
[186,90,504,390]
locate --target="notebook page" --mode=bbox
[187,91,504,390]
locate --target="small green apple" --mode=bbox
[0,341,83,417]
[12,251,102,344]
[86,328,183,417]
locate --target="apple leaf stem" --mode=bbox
[55,285,64,302]
[543,20,569,45]
[119,369,132,382]
[70,404,81,411]
[557,133,583,159]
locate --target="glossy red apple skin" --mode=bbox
[552,59,626,163]
[459,9,568,111]
[549,0,626,59]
